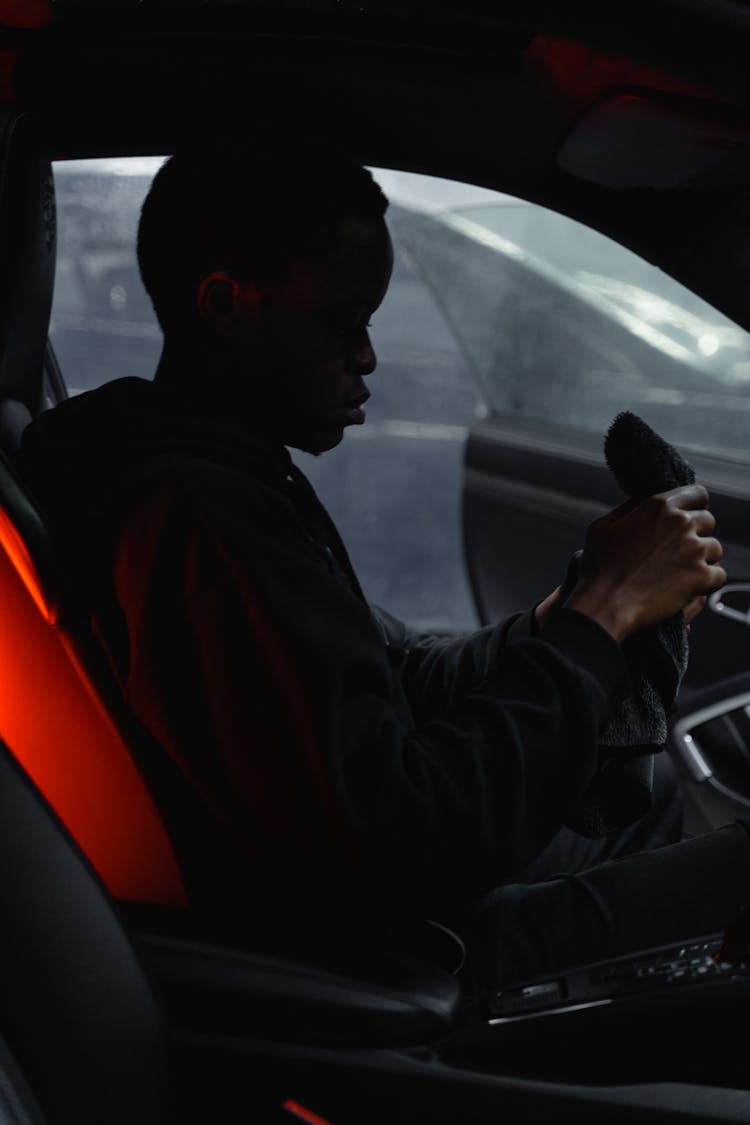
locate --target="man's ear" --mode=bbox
[196,271,263,329]
[197,272,240,322]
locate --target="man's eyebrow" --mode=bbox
[326,299,369,318]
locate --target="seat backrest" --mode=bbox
[0,448,187,904]
[0,736,172,1125]
[0,106,188,906]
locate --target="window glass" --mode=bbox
[392,194,750,457]
[51,158,164,394]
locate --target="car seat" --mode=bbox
[0,735,172,1125]
[0,106,191,906]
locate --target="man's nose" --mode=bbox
[347,330,376,377]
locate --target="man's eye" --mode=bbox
[333,315,372,339]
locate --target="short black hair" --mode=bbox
[137,138,389,335]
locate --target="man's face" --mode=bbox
[235,215,394,454]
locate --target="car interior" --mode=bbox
[6,1,750,1123]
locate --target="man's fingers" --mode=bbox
[535,586,561,630]
[703,536,724,565]
[665,483,710,509]
[683,594,707,626]
[579,478,726,638]
[604,485,711,527]
[690,508,717,536]
[704,563,728,593]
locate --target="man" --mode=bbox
[18,140,750,989]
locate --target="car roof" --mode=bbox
[5,1,750,331]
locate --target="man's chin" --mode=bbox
[288,426,345,456]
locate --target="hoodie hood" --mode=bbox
[17,376,293,531]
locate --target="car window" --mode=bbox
[51,158,164,394]
[391,192,750,458]
[49,159,750,633]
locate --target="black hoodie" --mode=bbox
[18,376,629,922]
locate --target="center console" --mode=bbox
[443,926,750,1087]
[122,899,750,1123]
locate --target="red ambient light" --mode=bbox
[0,0,51,30]
[529,35,711,107]
[0,508,187,906]
[283,1101,336,1125]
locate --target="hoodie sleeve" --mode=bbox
[110,476,629,914]
[371,602,627,725]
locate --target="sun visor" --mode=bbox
[558,92,750,190]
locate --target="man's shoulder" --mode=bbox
[137,448,300,539]
[19,375,308,554]
[121,457,336,599]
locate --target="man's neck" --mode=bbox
[152,337,291,451]
[153,336,212,389]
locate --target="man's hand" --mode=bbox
[563,484,725,642]
[683,594,707,632]
[535,586,561,630]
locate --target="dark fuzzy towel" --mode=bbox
[565,411,695,837]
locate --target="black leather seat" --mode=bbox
[0,107,191,906]
[0,440,191,904]
[0,108,176,1120]
[0,736,172,1125]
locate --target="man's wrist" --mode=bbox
[565,586,635,643]
[541,606,630,701]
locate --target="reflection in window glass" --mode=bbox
[391,194,750,458]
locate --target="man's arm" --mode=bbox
[370,602,547,724]
[388,484,724,726]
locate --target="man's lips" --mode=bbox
[340,392,370,426]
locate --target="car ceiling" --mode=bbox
[4,1,750,334]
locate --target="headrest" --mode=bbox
[0,397,32,455]
[0,110,55,415]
